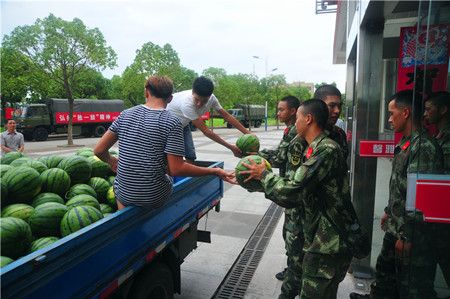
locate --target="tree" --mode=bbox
[2,14,117,145]
[0,47,30,108]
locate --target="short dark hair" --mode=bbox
[145,76,173,101]
[427,91,450,112]
[314,84,342,101]
[300,99,329,129]
[389,89,423,123]
[193,76,214,97]
[280,95,300,110]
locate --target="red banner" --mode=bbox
[415,178,450,224]
[55,112,120,124]
[359,140,395,157]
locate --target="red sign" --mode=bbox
[359,140,395,157]
[415,179,450,224]
[55,112,120,124]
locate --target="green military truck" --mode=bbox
[226,104,266,128]
[13,99,124,141]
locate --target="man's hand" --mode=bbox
[240,158,266,182]
[108,156,119,173]
[230,145,243,158]
[381,212,389,231]
[395,239,412,258]
[215,168,237,184]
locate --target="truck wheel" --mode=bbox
[254,120,261,128]
[33,127,48,141]
[94,125,106,137]
[128,262,174,299]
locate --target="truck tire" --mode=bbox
[254,120,262,128]
[128,262,174,299]
[94,125,106,137]
[33,127,49,141]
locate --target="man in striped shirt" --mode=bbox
[94,76,234,209]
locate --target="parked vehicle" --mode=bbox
[226,104,265,128]
[13,99,125,141]
[1,161,223,299]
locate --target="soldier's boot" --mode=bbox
[275,268,287,281]
[349,293,370,299]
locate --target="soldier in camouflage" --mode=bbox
[259,96,302,299]
[242,99,358,298]
[423,91,450,288]
[352,90,443,299]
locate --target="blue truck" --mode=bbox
[1,161,223,299]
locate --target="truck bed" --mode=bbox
[1,161,224,299]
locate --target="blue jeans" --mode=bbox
[183,125,197,161]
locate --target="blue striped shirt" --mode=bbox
[109,105,185,208]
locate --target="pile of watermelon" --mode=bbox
[0,148,118,267]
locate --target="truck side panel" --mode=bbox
[1,162,223,299]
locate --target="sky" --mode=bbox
[1,0,346,90]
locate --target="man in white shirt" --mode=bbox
[167,76,250,162]
[1,119,25,156]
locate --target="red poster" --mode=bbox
[55,112,120,124]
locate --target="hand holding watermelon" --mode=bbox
[235,155,272,192]
[239,157,268,182]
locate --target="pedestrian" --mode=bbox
[351,90,443,299]
[242,99,358,299]
[259,95,303,299]
[167,76,250,162]
[94,75,234,210]
[1,119,25,156]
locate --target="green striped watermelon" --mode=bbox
[77,151,94,158]
[40,168,71,197]
[24,160,48,174]
[236,134,260,156]
[88,156,110,178]
[38,156,65,169]
[1,178,8,205]
[100,203,114,214]
[76,147,94,155]
[66,195,100,210]
[0,256,14,267]
[28,202,68,237]
[0,217,32,258]
[235,155,272,192]
[0,152,24,165]
[30,236,59,252]
[107,176,115,186]
[89,177,110,202]
[65,184,97,200]
[10,157,31,167]
[60,205,104,237]
[57,156,92,184]
[32,193,65,208]
[3,166,42,203]
[1,204,34,223]
[0,165,13,177]
[106,186,117,208]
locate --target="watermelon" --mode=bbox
[0,217,32,258]
[10,157,31,167]
[235,155,272,192]
[60,205,104,237]
[236,134,260,156]
[32,193,65,208]
[28,202,68,237]
[66,184,97,200]
[100,203,114,214]
[1,204,34,222]
[76,147,94,155]
[24,160,48,174]
[30,236,59,252]
[77,151,94,158]
[57,156,92,184]
[40,168,71,197]
[88,157,111,178]
[89,177,110,202]
[107,176,115,186]
[1,178,8,204]
[106,186,118,208]
[0,256,14,267]
[38,156,64,169]
[3,166,42,203]
[66,194,100,210]
[0,152,24,165]
[0,164,13,177]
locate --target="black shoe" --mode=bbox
[349,293,370,299]
[275,268,287,281]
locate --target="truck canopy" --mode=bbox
[47,99,125,113]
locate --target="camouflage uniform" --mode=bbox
[428,123,450,287]
[371,131,443,299]
[261,133,356,298]
[260,125,305,299]
[326,124,349,160]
